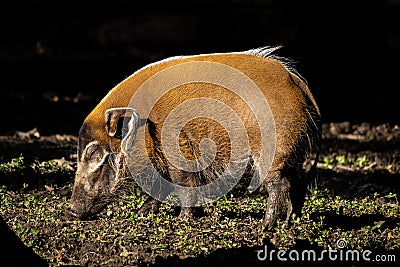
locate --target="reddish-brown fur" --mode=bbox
[69,49,321,229]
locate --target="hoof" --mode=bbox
[178,207,193,219]
[137,199,159,216]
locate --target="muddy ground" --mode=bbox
[0,122,399,267]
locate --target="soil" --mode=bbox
[0,121,399,267]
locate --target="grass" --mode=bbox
[323,154,370,169]
[0,155,73,191]
[0,155,399,266]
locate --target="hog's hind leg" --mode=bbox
[287,167,308,221]
[261,171,292,230]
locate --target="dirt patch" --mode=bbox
[0,122,399,266]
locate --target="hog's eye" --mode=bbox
[85,144,102,162]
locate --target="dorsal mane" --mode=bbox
[243,46,307,85]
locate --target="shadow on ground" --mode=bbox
[0,215,48,267]
[150,238,399,267]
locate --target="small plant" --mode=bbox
[323,157,334,169]
[335,155,346,165]
[356,155,369,168]
[323,154,370,169]
[33,159,73,175]
[0,155,26,173]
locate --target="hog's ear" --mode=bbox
[104,108,139,153]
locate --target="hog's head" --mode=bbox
[68,108,139,218]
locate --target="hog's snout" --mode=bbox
[68,198,106,219]
[66,202,86,219]
[68,180,111,219]
[67,182,94,219]
[67,198,90,219]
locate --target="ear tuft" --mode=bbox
[105,108,136,137]
[104,108,139,154]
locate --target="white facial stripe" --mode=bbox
[87,152,110,174]
[80,140,98,162]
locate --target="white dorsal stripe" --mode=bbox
[98,46,291,106]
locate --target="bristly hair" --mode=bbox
[245,45,320,193]
[244,46,308,85]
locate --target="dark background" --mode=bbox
[0,0,397,135]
